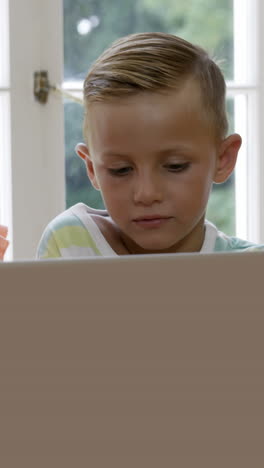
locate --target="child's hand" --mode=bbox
[0,225,9,260]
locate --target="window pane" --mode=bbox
[64,0,234,82]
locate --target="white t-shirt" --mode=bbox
[37,203,264,259]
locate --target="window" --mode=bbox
[1,0,263,259]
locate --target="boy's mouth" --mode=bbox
[133,216,172,228]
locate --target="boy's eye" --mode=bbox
[108,167,132,176]
[165,162,190,172]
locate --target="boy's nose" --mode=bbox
[133,173,163,205]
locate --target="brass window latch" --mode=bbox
[33,70,83,105]
[34,70,54,104]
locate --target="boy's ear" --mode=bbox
[75,143,100,190]
[214,133,242,184]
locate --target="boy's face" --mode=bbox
[79,80,240,254]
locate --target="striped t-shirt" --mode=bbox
[37,203,264,259]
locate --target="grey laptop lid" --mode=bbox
[0,252,264,467]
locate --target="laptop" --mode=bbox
[0,252,263,467]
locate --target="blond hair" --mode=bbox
[83,32,228,139]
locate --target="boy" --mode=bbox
[37,32,264,258]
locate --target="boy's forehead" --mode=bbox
[85,80,210,145]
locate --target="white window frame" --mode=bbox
[1,0,264,259]
[232,0,263,243]
[1,0,65,260]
